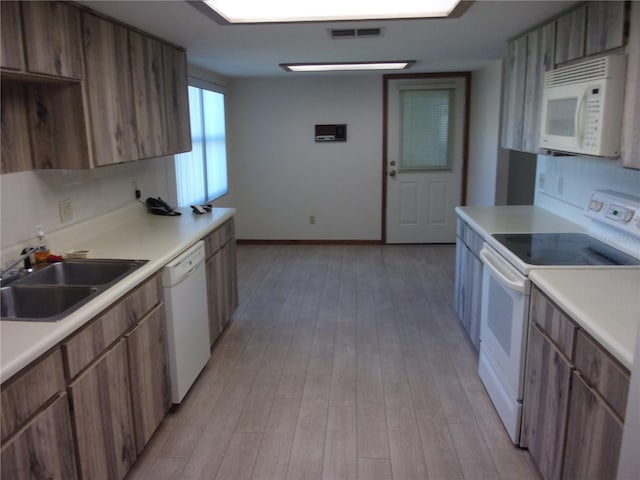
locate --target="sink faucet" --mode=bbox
[0,246,38,283]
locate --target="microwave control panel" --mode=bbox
[585,190,640,235]
[584,87,602,149]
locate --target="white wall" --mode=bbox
[1,157,172,256]
[466,60,509,206]
[223,75,383,240]
[535,155,640,254]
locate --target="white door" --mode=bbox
[385,76,466,244]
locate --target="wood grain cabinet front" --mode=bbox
[82,11,140,167]
[0,349,77,480]
[129,31,167,159]
[0,1,24,71]
[68,339,136,480]
[563,372,624,480]
[0,393,78,480]
[21,1,84,79]
[622,1,640,170]
[162,44,192,155]
[555,5,586,65]
[523,285,630,480]
[453,219,482,351]
[204,219,239,346]
[521,323,572,480]
[126,302,171,454]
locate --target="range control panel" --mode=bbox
[585,189,640,236]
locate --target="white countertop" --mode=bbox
[1,204,235,382]
[530,268,640,369]
[455,205,585,239]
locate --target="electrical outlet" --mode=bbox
[133,181,141,199]
[309,215,316,225]
[59,199,73,223]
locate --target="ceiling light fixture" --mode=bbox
[194,0,465,24]
[280,61,415,72]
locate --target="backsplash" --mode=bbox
[535,155,640,255]
[1,157,172,256]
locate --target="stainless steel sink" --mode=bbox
[1,259,147,322]
[1,285,98,321]
[15,259,146,287]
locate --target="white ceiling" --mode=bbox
[79,0,576,78]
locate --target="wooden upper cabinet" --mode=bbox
[82,12,139,166]
[162,44,192,154]
[555,4,586,65]
[0,82,32,174]
[1,2,25,70]
[501,22,554,154]
[21,1,84,80]
[622,0,640,170]
[586,1,628,56]
[129,31,167,159]
[522,22,555,154]
[500,35,527,151]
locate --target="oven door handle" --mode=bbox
[480,247,527,294]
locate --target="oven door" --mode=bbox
[478,244,531,443]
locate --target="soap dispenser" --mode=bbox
[34,226,50,263]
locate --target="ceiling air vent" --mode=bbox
[329,28,383,39]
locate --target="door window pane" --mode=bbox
[400,89,452,170]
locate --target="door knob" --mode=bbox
[389,170,396,177]
[390,160,396,166]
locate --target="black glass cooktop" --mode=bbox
[492,233,640,266]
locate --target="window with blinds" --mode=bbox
[399,88,453,170]
[174,84,228,207]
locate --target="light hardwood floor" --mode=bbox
[127,245,541,480]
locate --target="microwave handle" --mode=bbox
[575,92,587,148]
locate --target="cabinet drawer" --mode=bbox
[1,349,65,443]
[574,330,630,420]
[63,274,162,379]
[205,219,234,258]
[530,286,576,359]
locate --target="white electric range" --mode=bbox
[477,190,640,444]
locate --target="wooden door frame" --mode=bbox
[381,72,471,243]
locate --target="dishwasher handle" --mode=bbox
[480,246,527,294]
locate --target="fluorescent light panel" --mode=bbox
[202,0,462,23]
[281,61,414,72]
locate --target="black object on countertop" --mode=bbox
[145,197,181,216]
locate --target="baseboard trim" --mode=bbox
[237,239,383,245]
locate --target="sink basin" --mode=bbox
[2,259,147,322]
[15,259,146,287]
[1,285,98,321]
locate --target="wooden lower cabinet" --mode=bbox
[1,393,77,480]
[126,303,171,454]
[69,339,136,480]
[454,219,482,351]
[204,220,238,347]
[206,249,224,345]
[563,372,624,480]
[521,323,572,480]
[523,286,629,480]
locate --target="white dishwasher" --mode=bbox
[162,241,210,404]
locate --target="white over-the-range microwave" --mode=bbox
[539,54,626,157]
